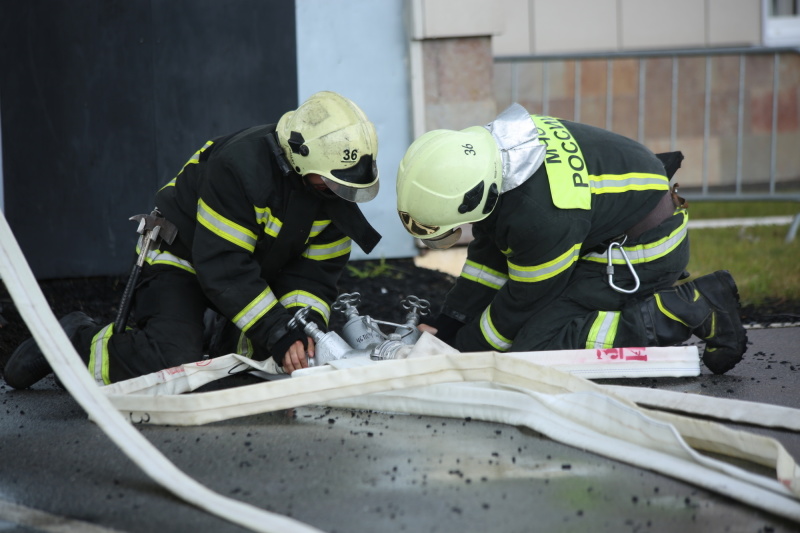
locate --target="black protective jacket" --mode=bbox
[154,124,380,357]
[440,117,671,352]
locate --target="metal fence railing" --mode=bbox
[494,47,800,241]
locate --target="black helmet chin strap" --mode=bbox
[483,183,499,214]
[302,176,338,200]
[265,131,293,176]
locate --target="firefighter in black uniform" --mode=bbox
[6,91,382,388]
[395,103,747,374]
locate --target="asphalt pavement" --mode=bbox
[1,326,799,533]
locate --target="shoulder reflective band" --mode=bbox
[531,115,591,210]
[164,140,215,190]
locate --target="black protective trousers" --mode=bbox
[510,212,690,352]
[73,265,213,384]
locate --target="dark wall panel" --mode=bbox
[0,0,297,279]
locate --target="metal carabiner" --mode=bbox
[606,236,640,294]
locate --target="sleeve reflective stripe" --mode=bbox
[89,324,115,386]
[479,305,513,351]
[589,172,669,194]
[233,288,278,332]
[146,251,196,273]
[279,291,332,325]
[136,237,196,274]
[197,199,258,252]
[582,211,688,265]
[460,259,508,290]
[585,310,620,349]
[302,236,351,261]
[254,206,283,238]
[508,243,581,282]
[309,220,331,239]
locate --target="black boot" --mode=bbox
[640,270,747,374]
[3,311,97,389]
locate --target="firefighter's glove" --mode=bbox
[430,313,465,346]
[269,323,308,364]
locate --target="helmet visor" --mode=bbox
[421,227,462,250]
[331,154,378,186]
[321,173,379,203]
[326,155,379,202]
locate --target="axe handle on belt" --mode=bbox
[113,210,178,335]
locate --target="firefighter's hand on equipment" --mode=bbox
[418,323,438,335]
[282,337,315,374]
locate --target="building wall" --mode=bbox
[410,0,767,136]
[493,0,762,55]
[411,0,799,190]
[0,0,297,279]
[296,0,417,260]
[408,0,504,134]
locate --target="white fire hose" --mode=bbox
[2,210,799,530]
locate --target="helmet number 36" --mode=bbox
[462,144,476,156]
[342,149,358,161]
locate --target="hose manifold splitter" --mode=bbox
[287,292,431,367]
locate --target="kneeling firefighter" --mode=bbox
[396,103,747,374]
[6,91,382,388]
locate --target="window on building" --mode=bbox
[763,0,800,45]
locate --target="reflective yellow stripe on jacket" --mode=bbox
[197,199,258,252]
[280,290,332,325]
[507,243,582,283]
[254,206,283,238]
[589,172,669,194]
[234,287,279,332]
[479,305,513,351]
[460,260,508,290]
[302,236,351,261]
[136,236,196,274]
[309,220,331,239]
[159,140,215,192]
[581,210,688,265]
